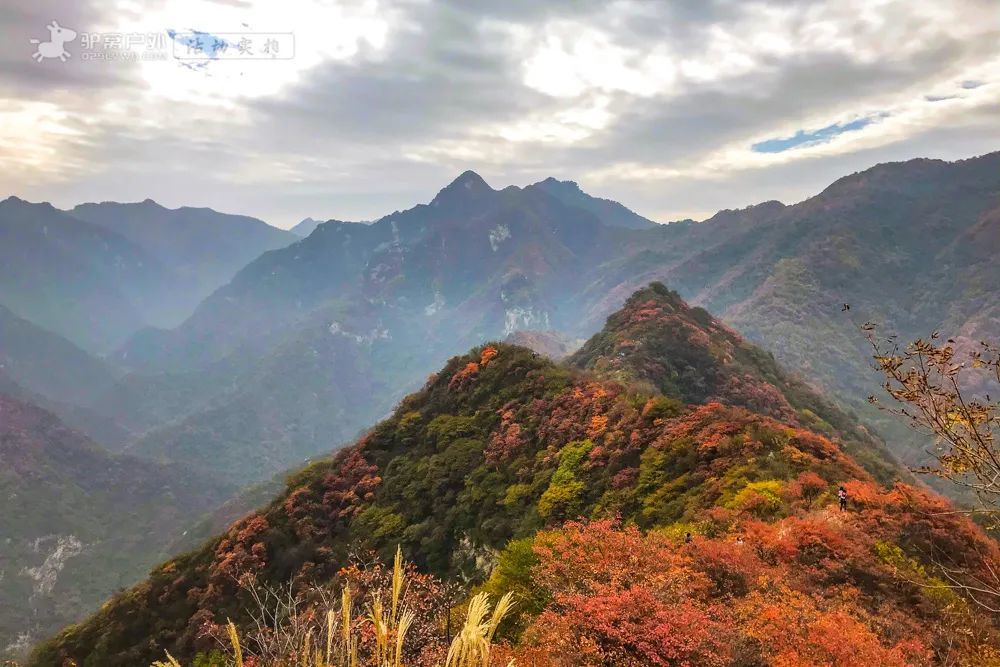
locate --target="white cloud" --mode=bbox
[0,0,998,226]
[111,0,395,104]
[586,56,1000,184]
[522,27,676,98]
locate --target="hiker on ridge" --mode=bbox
[838,485,848,512]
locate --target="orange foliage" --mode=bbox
[509,517,977,667]
[785,471,828,502]
[742,589,928,666]
[588,414,609,437]
[479,345,499,366]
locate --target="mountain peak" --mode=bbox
[430,170,495,206]
[529,177,656,229]
[1,195,53,211]
[605,282,701,324]
[537,176,581,191]
[568,282,899,482]
[569,282,743,400]
[452,169,490,188]
[571,282,811,414]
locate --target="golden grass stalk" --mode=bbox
[226,619,244,667]
[391,546,404,620]
[301,629,312,667]
[326,609,335,665]
[150,652,182,667]
[342,584,352,662]
[370,595,387,665]
[445,592,515,667]
[394,610,415,667]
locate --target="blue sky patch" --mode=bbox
[167,30,230,69]
[752,116,881,154]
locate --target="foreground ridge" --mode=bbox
[31,287,1000,666]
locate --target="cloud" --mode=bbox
[0,0,997,227]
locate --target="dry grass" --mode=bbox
[445,592,515,667]
[151,547,513,667]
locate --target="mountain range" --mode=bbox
[3,153,1000,661]
[0,305,129,447]
[98,171,655,483]
[0,197,176,354]
[83,153,1000,488]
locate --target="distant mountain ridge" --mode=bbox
[0,197,180,352]
[528,176,658,229]
[290,217,322,236]
[0,303,118,409]
[0,393,233,660]
[0,304,130,446]
[0,195,297,353]
[69,198,297,328]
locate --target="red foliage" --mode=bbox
[511,518,960,667]
[713,373,798,423]
[320,449,381,521]
[448,361,480,391]
[742,589,929,667]
[630,299,668,323]
[283,448,381,541]
[528,586,732,666]
[485,408,526,464]
[212,514,270,582]
[686,538,764,597]
[785,471,828,502]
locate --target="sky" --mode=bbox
[2,0,999,229]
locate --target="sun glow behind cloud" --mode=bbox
[110,0,393,103]
[0,100,91,178]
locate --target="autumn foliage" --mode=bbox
[500,515,997,666]
[33,325,1000,666]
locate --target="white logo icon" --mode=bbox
[30,20,77,62]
